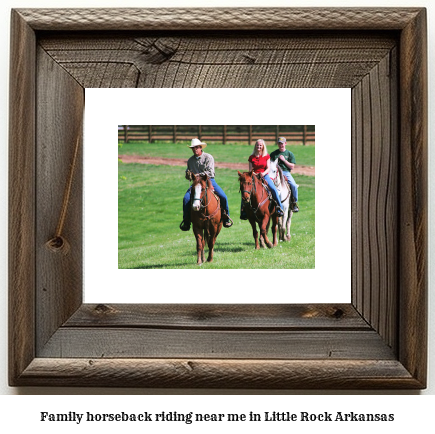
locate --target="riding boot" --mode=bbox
[291,199,299,213]
[240,205,248,220]
[222,210,233,228]
[179,220,191,231]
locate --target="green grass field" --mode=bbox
[119,140,315,167]
[118,160,315,269]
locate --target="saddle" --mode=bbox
[256,174,272,197]
[255,173,276,211]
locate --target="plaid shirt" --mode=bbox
[186,152,215,178]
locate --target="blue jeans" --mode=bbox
[183,178,230,223]
[240,174,283,213]
[263,174,283,209]
[282,171,298,202]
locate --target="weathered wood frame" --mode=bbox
[9,8,427,389]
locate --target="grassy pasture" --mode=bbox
[118,163,315,269]
[119,141,316,168]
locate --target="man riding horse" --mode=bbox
[270,137,299,212]
[180,138,233,231]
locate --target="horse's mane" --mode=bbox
[239,171,253,181]
[277,165,286,187]
[192,174,213,191]
[207,178,213,190]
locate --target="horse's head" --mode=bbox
[269,159,278,179]
[191,174,209,211]
[238,170,255,203]
[269,159,282,187]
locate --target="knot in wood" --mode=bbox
[45,236,70,255]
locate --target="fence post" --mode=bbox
[248,125,252,145]
[276,125,279,144]
[123,125,128,143]
[148,125,152,143]
[173,125,177,143]
[223,125,227,145]
[198,125,202,140]
[303,125,307,146]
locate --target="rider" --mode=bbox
[270,137,299,212]
[240,139,284,220]
[180,138,233,231]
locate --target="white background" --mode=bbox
[0,0,434,424]
[85,88,351,304]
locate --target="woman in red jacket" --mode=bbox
[241,139,284,219]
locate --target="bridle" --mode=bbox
[240,177,256,201]
[193,183,210,208]
[269,166,291,203]
[240,173,269,220]
[192,178,220,220]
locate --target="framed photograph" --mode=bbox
[9,8,427,388]
[87,88,349,304]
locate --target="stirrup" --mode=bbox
[179,220,190,231]
[223,216,234,228]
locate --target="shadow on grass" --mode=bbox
[131,263,193,269]
[215,241,252,250]
[214,246,245,253]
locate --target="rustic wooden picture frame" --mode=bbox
[9,8,427,389]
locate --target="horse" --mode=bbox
[190,174,222,265]
[237,170,278,249]
[269,159,293,241]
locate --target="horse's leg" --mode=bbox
[207,240,214,262]
[259,215,266,248]
[259,235,266,249]
[249,218,260,249]
[260,213,273,248]
[286,210,293,241]
[278,203,288,241]
[193,227,204,265]
[201,235,206,263]
[279,197,289,241]
[271,213,279,247]
[204,225,213,263]
[278,215,287,241]
[279,206,286,241]
[206,208,222,262]
[206,231,216,263]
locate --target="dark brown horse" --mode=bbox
[238,170,278,249]
[191,174,222,265]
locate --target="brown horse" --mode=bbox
[238,170,278,249]
[191,174,222,265]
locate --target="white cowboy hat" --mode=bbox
[188,138,207,148]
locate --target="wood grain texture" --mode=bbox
[38,33,396,89]
[17,358,420,389]
[8,10,36,386]
[35,48,84,353]
[38,329,395,360]
[8,8,427,389]
[398,8,428,386]
[65,304,369,329]
[351,51,398,351]
[16,8,422,31]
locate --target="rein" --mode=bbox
[270,169,291,203]
[241,173,269,220]
[193,182,220,220]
